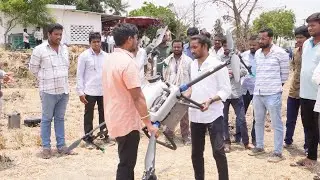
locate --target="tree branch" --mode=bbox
[245,0,258,26]
[239,0,251,14]
[214,0,233,10]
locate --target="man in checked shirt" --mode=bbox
[29,23,76,159]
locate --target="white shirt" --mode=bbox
[163,53,192,85]
[209,47,224,60]
[189,55,231,124]
[29,42,69,94]
[23,32,29,43]
[34,30,43,40]
[107,36,115,44]
[76,48,107,96]
[135,48,148,82]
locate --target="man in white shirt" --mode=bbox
[29,23,76,159]
[189,35,231,180]
[23,29,30,49]
[76,32,110,149]
[209,34,225,59]
[135,35,148,83]
[34,27,43,46]
[162,39,193,145]
[107,31,115,53]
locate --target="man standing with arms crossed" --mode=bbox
[163,39,193,145]
[189,35,231,180]
[248,28,289,163]
[76,32,110,149]
[102,23,158,180]
[29,23,76,159]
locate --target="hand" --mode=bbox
[200,99,212,112]
[79,95,88,104]
[146,124,159,138]
[3,72,14,83]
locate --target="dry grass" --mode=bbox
[0,133,6,150]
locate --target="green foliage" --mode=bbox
[76,0,105,13]
[105,0,129,15]
[52,0,76,5]
[129,2,182,40]
[253,9,296,40]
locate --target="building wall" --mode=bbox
[0,9,102,45]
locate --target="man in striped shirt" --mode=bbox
[248,28,289,163]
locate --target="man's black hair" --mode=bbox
[221,36,227,45]
[204,32,211,39]
[187,27,199,36]
[112,23,138,46]
[259,28,274,37]
[172,39,184,47]
[306,13,320,23]
[294,25,310,38]
[249,35,259,41]
[190,35,212,50]
[48,23,63,34]
[89,32,101,43]
[23,28,27,32]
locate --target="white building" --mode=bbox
[0,4,122,45]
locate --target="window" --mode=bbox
[70,25,94,42]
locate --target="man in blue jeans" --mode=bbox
[284,26,310,153]
[220,38,253,152]
[248,28,289,163]
[29,23,76,159]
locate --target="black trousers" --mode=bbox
[116,130,140,180]
[300,98,319,160]
[24,42,30,49]
[191,116,229,180]
[242,91,256,143]
[84,95,107,142]
[36,40,42,45]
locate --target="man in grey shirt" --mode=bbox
[220,38,252,152]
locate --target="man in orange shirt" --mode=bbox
[102,23,158,180]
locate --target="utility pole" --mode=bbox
[193,0,196,27]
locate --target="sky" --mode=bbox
[126,0,319,32]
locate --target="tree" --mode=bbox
[211,0,259,47]
[253,9,296,41]
[0,0,55,45]
[213,19,224,35]
[76,0,105,13]
[129,2,181,39]
[53,0,76,5]
[105,0,129,15]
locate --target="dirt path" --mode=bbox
[0,84,318,180]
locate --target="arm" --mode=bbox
[312,62,320,85]
[29,47,41,76]
[76,53,86,96]
[279,51,290,83]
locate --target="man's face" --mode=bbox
[190,39,206,59]
[222,43,230,55]
[128,34,138,52]
[295,34,308,48]
[249,40,260,54]
[258,32,272,49]
[48,29,62,45]
[308,21,320,37]
[214,38,222,50]
[172,42,183,56]
[90,39,101,52]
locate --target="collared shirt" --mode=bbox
[163,53,192,86]
[241,50,256,95]
[220,53,247,99]
[76,48,107,96]
[102,48,142,138]
[300,38,320,100]
[288,48,302,99]
[135,48,148,83]
[29,42,69,94]
[189,55,231,124]
[254,44,289,95]
[34,30,43,41]
[23,32,29,43]
[209,47,224,60]
[183,43,194,60]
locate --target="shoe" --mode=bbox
[304,148,308,156]
[284,144,294,149]
[85,143,94,150]
[183,137,191,146]
[57,146,78,155]
[248,147,265,156]
[42,148,51,159]
[244,144,254,150]
[267,153,285,163]
[224,144,231,153]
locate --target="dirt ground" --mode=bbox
[0,79,319,180]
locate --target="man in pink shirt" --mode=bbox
[102,23,158,180]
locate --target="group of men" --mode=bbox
[27,11,320,180]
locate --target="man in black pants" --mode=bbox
[189,35,231,180]
[296,12,320,168]
[76,32,110,149]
